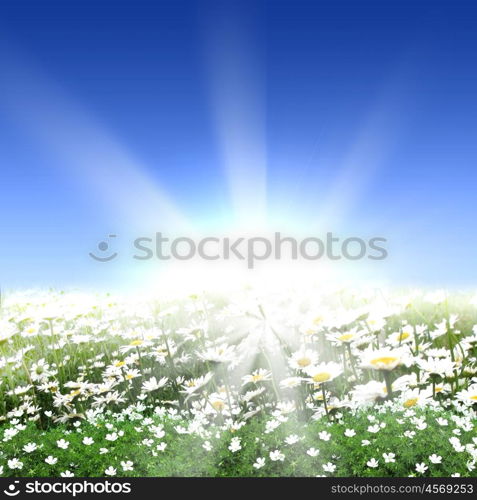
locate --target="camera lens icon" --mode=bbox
[4,481,20,496]
[89,234,118,262]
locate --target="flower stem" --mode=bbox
[383,371,393,400]
[321,383,330,421]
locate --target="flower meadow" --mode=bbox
[1,287,477,477]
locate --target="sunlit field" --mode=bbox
[1,287,477,477]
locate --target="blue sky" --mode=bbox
[0,0,476,290]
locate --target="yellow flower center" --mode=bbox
[398,332,410,341]
[297,357,311,367]
[338,333,354,342]
[252,374,264,382]
[211,400,225,411]
[470,395,477,401]
[370,356,398,368]
[114,361,126,367]
[403,397,418,407]
[312,372,331,383]
[313,316,323,325]
[129,339,143,346]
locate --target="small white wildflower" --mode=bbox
[285,434,300,445]
[56,439,69,449]
[121,461,134,471]
[253,457,266,469]
[429,454,442,464]
[23,442,37,453]
[105,466,117,476]
[367,458,379,468]
[228,437,242,453]
[319,431,331,441]
[323,462,336,473]
[416,463,428,474]
[307,447,320,457]
[7,458,23,470]
[269,450,285,462]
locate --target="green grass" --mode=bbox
[1,289,477,477]
[1,406,475,477]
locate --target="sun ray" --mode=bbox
[202,4,267,231]
[0,53,192,235]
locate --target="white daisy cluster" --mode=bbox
[0,287,476,476]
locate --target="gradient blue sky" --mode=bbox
[0,0,476,290]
